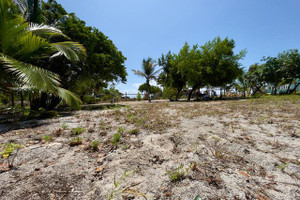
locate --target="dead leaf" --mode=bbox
[257,195,266,200]
[239,170,250,177]
[95,166,105,173]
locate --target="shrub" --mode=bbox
[71,127,85,136]
[137,92,142,101]
[163,87,179,100]
[39,111,58,119]
[69,137,83,146]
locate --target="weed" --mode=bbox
[91,140,100,151]
[69,137,83,146]
[108,171,135,200]
[128,128,140,135]
[166,164,189,182]
[0,143,23,168]
[117,126,125,134]
[42,135,53,143]
[71,127,85,136]
[206,138,227,159]
[277,162,288,171]
[122,144,129,150]
[111,133,122,146]
[61,122,68,130]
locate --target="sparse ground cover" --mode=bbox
[0,96,299,200]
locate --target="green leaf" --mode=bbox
[194,195,201,200]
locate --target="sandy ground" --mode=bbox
[0,97,299,200]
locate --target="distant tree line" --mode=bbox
[245,49,300,96]
[157,37,246,101]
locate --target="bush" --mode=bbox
[137,92,142,101]
[163,87,179,100]
[82,96,100,104]
[39,111,58,119]
[0,94,9,105]
[71,127,85,136]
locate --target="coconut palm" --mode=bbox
[132,58,160,102]
[0,0,85,108]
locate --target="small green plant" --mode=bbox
[108,171,135,200]
[277,162,288,171]
[128,128,140,135]
[71,127,85,136]
[117,126,125,134]
[137,92,142,101]
[0,143,23,168]
[122,144,129,150]
[111,133,122,146]
[42,135,53,143]
[194,195,201,200]
[91,140,100,151]
[69,137,83,146]
[62,122,68,130]
[166,164,190,182]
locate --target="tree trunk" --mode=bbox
[20,91,24,108]
[220,88,222,99]
[287,82,292,94]
[146,79,151,103]
[187,85,197,101]
[40,92,48,108]
[272,85,277,95]
[175,87,183,101]
[11,92,14,107]
[289,82,300,94]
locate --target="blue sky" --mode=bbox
[58,0,300,94]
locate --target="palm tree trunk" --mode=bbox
[146,79,151,103]
[11,92,14,107]
[20,90,24,108]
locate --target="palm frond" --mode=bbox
[57,87,82,109]
[12,0,28,17]
[132,69,146,78]
[51,41,86,62]
[28,23,68,38]
[16,32,50,60]
[152,68,162,76]
[0,54,60,91]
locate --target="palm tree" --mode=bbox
[0,0,85,108]
[132,58,160,102]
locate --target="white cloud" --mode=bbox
[133,83,143,89]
